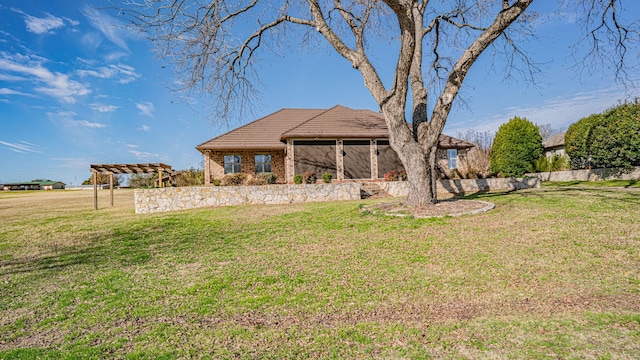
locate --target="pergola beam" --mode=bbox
[89,163,174,210]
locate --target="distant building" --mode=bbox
[543,133,565,158]
[3,181,66,191]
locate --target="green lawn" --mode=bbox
[0,187,639,358]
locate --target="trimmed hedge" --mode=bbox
[490,117,543,177]
[566,100,640,169]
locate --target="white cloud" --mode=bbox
[128,149,160,161]
[104,51,129,62]
[136,102,155,117]
[0,140,44,153]
[68,120,107,128]
[77,63,140,84]
[0,53,90,103]
[138,124,151,132]
[83,6,130,51]
[46,110,106,129]
[0,87,34,97]
[0,73,27,82]
[126,144,139,148]
[23,12,64,34]
[63,17,80,27]
[80,32,103,51]
[447,87,639,134]
[89,103,119,112]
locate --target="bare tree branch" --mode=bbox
[121,0,637,206]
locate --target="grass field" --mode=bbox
[0,186,639,358]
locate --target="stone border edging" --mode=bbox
[361,200,496,219]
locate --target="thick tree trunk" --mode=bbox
[382,103,439,207]
[403,145,437,206]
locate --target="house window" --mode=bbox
[224,155,242,174]
[255,154,272,173]
[447,149,458,169]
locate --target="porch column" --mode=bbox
[285,140,294,183]
[371,139,378,180]
[109,173,114,207]
[93,171,98,210]
[336,139,344,181]
[203,150,211,185]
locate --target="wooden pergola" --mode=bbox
[90,163,175,210]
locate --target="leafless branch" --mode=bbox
[574,0,639,86]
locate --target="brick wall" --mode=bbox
[436,148,470,179]
[204,150,287,184]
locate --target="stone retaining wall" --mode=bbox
[525,166,640,182]
[380,177,540,198]
[134,183,361,214]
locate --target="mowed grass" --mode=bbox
[0,186,639,358]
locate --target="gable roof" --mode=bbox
[280,105,389,139]
[543,132,565,149]
[196,105,473,151]
[197,108,325,151]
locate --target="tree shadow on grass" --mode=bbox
[0,228,161,277]
[0,244,106,277]
[463,185,640,207]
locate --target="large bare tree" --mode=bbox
[121,0,637,206]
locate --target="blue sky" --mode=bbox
[1,1,638,186]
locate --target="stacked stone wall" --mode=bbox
[525,166,640,182]
[134,183,361,214]
[380,177,540,198]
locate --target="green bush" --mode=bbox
[174,167,204,186]
[321,172,332,183]
[293,174,303,184]
[550,154,570,171]
[212,179,222,186]
[535,154,570,172]
[534,156,550,173]
[565,114,601,169]
[490,116,543,177]
[566,100,640,169]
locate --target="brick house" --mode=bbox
[196,105,474,184]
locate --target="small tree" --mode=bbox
[457,130,494,178]
[174,168,205,187]
[128,173,157,188]
[490,117,543,177]
[537,124,563,142]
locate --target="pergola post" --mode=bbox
[109,173,114,207]
[93,171,98,210]
[90,163,173,210]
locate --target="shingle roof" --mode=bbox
[196,108,325,151]
[280,105,389,139]
[196,105,474,151]
[543,133,565,149]
[436,134,475,149]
